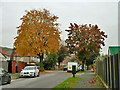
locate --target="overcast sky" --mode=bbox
[0,0,119,55]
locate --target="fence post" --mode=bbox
[112,53,119,89]
[101,59,105,82]
[119,52,120,90]
[105,58,107,85]
[113,53,117,89]
[104,58,107,85]
[109,56,112,89]
[111,56,114,89]
[107,56,110,88]
[115,54,119,89]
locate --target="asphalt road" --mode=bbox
[1,71,72,89]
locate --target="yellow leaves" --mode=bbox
[14,9,61,57]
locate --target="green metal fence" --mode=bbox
[96,52,120,89]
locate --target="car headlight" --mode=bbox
[20,72,24,74]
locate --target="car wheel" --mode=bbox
[33,73,35,78]
[37,73,39,77]
[7,78,11,84]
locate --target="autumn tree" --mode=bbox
[14,9,61,68]
[65,23,107,70]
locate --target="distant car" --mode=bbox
[63,67,67,71]
[0,67,11,85]
[20,66,39,78]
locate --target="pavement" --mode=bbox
[75,70,105,89]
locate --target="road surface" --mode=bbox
[1,71,72,89]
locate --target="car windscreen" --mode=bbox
[24,67,35,70]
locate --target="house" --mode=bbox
[12,53,39,64]
[0,49,10,71]
[60,60,68,65]
[108,46,120,56]
[0,51,6,61]
[0,49,27,73]
[0,49,10,61]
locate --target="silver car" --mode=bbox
[0,67,11,85]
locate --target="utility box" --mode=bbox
[72,65,76,77]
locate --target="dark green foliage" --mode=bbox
[43,53,58,70]
[70,57,78,62]
[57,45,68,69]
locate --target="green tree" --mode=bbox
[57,44,68,70]
[43,53,58,70]
[86,52,100,69]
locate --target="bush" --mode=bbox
[93,60,96,72]
[39,67,45,71]
[43,53,58,70]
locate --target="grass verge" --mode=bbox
[10,74,20,78]
[53,77,81,88]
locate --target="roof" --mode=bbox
[13,53,37,57]
[60,60,68,64]
[0,49,10,56]
[0,49,37,57]
[13,53,21,57]
[109,46,120,55]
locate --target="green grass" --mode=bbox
[53,77,81,88]
[10,74,20,78]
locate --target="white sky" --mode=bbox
[0,0,119,55]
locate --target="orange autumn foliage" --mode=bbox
[14,9,61,57]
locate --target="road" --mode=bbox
[1,71,72,89]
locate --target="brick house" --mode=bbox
[0,49,27,73]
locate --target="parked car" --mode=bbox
[63,66,67,71]
[0,67,11,85]
[20,66,39,78]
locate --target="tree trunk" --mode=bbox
[82,61,85,71]
[38,53,44,68]
[58,61,60,70]
[87,65,89,70]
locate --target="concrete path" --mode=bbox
[75,71,105,89]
